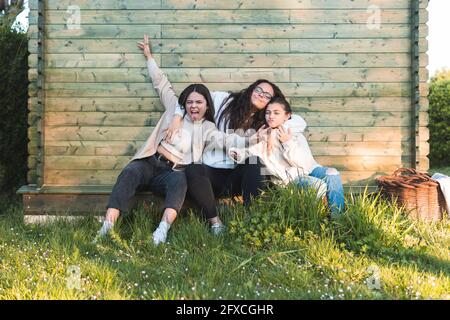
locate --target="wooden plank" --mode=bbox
[28,23,423,40]
[28,98,41,112]
[44,125,422,144]
[161,0,427,9]
[29,24,162,39]
[290,97,428,112]
[42,53,160,68]
[43,111,414,127]
[28,38,428,54]
[23,193,163,214]
[315,155,412,171]
[43,143,412,170]
[40,97,428,113]
[161,53,427,68]
[28,82,37,97]
[42,126,420,157]
[290,9,427,24]
[290,68,411,82]
[29,0,428,10]
[44,97,165,112]
[418,126,429,142]
[41,68,291,83]
[302,126,419,142]
[42,168,394,186]
[290,38,427,53]
[28,68,37,82]
[35,67,423,84]
[43,155,411,172]
[419,82,429,97]
[21,191,241,216]
[419,67,428,82]
[34,53,427,68]
[43,9,291,24]
[301,112,411,127]
[162,24,411,39]
[29,0,162,10]
[28,111,40,126]
[43,82,411,98]
[35,9,425,25]
[45,156,132,170]
[28,53,37,68]
[44,141,144,156]
[419,112,429,125]
[28,10,429,28]
[45,112,162,126]
[28,39,290,54]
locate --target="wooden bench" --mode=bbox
[17,184,374,223]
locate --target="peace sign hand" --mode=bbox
[137,34,153,60]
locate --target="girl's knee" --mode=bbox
[326,168,339,176]
[185,164,207,178]
[173,172,187,190]
[120,164,141,179]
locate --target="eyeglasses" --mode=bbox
[254,86,273,101]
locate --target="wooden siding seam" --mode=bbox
[410,0,421,169]
[36,0,46,188]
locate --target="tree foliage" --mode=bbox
[0,26,28,195]
[428,68,450,167]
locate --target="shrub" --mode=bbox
[0,26,28,196]
[228,184,329,249]
[428,69,450,167]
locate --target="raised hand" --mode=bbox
[137,34,153,60]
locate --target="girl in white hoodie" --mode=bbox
[230,97,345,216]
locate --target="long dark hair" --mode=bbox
[217,79,285,131]
[178,84,215,123]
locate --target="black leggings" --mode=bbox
[185,157,268,219]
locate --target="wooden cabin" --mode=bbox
[20,0,430,220]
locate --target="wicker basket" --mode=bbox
[376,168,446,222]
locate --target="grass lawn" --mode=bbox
[0,185,449,300]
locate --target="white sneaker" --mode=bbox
[93,221,114,244]
[211,223,226,236]
[152,227,168,246]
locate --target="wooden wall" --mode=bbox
[27,0,430,189]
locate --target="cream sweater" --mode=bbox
[229,125,320,185]
[132,59,242,166]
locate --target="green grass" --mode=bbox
[0,186,449,300]
[429,166,450,176]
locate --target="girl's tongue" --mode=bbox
[190,109,200,121]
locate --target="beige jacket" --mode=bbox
[132,59,241,164]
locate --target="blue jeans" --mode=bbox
[296,166,345,215]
